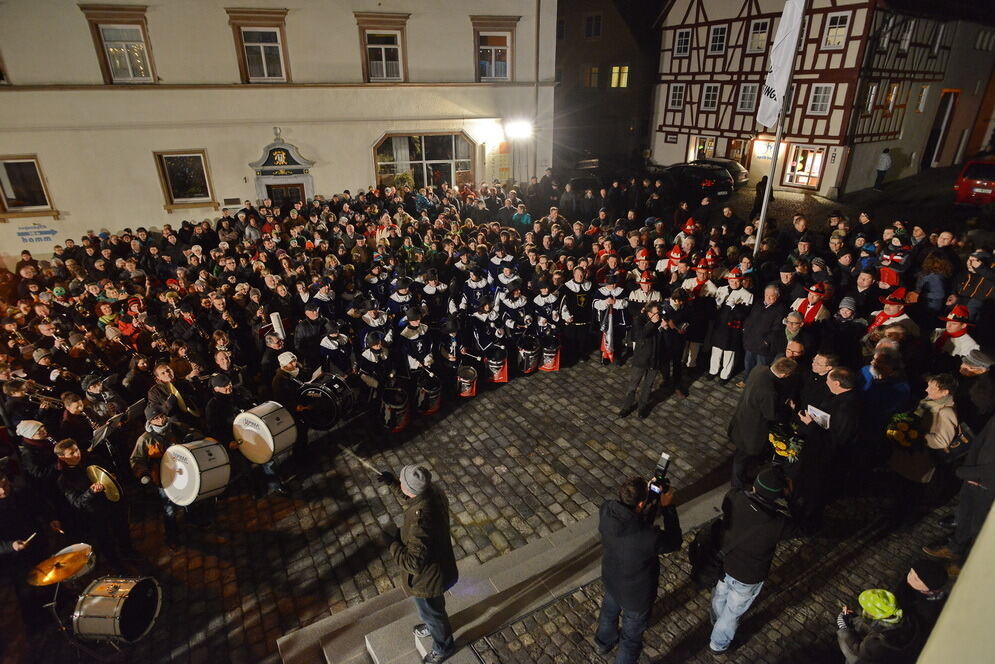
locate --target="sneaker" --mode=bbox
[423,650,452,664]
[412,623,431,639]
[922,544,962,561]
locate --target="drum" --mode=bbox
[517,335,540,375]
[297,374,356,430]
[457,366,477,398]
[540,334,561,372]
[486,347,508,383]
[380,387,410,433]
[233,401,297,464]
[73,576,161,643]
[160,439,231,507]
[415,372,442,415]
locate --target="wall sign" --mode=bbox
[664,133,678,144]
[16,222,58,245]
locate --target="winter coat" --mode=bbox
[728,366,789,456]
[717,489,788,584]
[742,300,788,356]
[599,499,682,611]
[389,485,459,598]
[629,312,664,369]
[888,395,956,484]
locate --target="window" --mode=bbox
[701,83,720,111]
[808,83,834,115]
[933,24,944,55]
[582,66,599,88]
[784,144,826,188]
[154,150,218,211]
[880,15,894,50]
[610,65,629,88]
[584,14,602,39]
[355,12,410,82]
[884,82,900,112]
[227,8,291,84]
[822,12,850,49]
[674,28,692,57]
[470,16,519,82]
[79,4,156,84]
[0,156,57,219]
[900,19,915,51]
[747,19,770,53]
[667,83,686,109]
[865,82,879,112]
[708,25,728,55]
[798,16,809,52]
[916,85,929,112]
[556,19,564,41]
[374,133,474,189]
[737,83,759,112]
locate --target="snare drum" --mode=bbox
[233,401,298,464]
[415,372,442,415]
[380,387,410,433]
[517,335,540,375]
[540,334,561,372]
[486,347,508,383]
[457,365,477,398]
[297,374,356,430]
[161,439,231,507]
[73,576,161,643]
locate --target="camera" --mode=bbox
[648,451,672,495]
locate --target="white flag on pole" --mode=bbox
[757,0,805,128]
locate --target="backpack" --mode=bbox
[688,519,725,589]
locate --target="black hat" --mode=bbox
[326,321,340,336]
[507,278,523,291]
[304,300,322,312]
[911,558,948,591]
[396,277,413,290]
[442,319,459,334]
[537,278,553,291]
[753,466,785,500]
[81,374,102,390]
[210,373,232,388]
[365,331,385,347]
[405,306,422,321]
[144,403,167,420]
[424,268,439,281]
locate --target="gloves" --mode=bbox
[377,471,398,486]
[381,524,400,546]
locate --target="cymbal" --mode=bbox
[86,464,121,502]
[27,543,94,586]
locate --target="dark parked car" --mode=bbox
[658,163,736,202]
[690,157,750,187]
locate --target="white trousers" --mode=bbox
[709,347,736,379]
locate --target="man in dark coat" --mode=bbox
[618,303,665,419]
[380,464,459,664]
[728,357,798,488]
[595,476,682,663]
[740,284,788,383]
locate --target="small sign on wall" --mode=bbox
[664,133,679,144]
[16,222,58,245]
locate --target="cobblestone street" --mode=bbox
[0,356,949,664]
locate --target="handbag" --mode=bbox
[937,421,973,464]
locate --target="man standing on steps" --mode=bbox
[379,464,459,664]
[873,148,892,190]
[594,476,683,664]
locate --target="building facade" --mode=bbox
[552,0,659,173]
[0,0,556,266]
[651,0,995,200]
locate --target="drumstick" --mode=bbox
[341,446,386,475]
[23,532,37,545]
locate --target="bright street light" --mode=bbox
[504,120,533,140]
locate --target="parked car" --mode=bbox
[690,157,750,187]
[658,163,736,202]
[953,160,995,207]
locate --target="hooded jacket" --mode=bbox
[598,499,682,611]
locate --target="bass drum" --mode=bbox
[233,401,297,464]
[380,387,411,433]
[160,439,231,507]
[517,335,540,375]
[486,346,508,383]
[415,372,442,415]
[540,334,561,372]
[73,576,162,643]
[298,374,356,430]
[457,365,477,398]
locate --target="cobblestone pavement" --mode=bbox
[0,355,951,664]
[470,496,950,664]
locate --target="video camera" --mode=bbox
[647,451,672,497]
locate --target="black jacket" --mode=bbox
[718,489,788,584]
[599,499,682,611]
[956,415,995,486]
[728,366,790,455]
[629,313,663,369]
[742,300,788,355]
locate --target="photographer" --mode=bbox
[594,475,682,664]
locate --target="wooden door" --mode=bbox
[266,183,305,207]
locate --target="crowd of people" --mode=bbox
[0,170,992,663]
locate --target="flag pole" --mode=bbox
[753,0,808,258]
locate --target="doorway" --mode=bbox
[726,139,745,163]
[922,90,958,171]
[266,183,305,209]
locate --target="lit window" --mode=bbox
[747,19,769,54]
[583,66,599,88]
[708,25,728,55]
[240,28,285,81]
[933,24,944,55]
[808,83,834,115]
[701,83,720,111]
[366,31,402,81]
[99,24,153,82]
[584,14,602,39]
[916,85,929,112]
[0,156,55,216]
[784,144,826,188]
[880,15,894,50]
[822,12,850,49]
[478,32,510,81]
[374,134,474,189]
[865,82,878,112]
[885,82,900,112]
[900,19,915,51]
[610,65,629,88]
[668,83,686,109]
[674,29,691,57]
[737,83,759,112]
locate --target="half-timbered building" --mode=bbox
[652,0,995,199]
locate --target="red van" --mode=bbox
[953,160,995,206]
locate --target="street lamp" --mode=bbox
[504,120,533,140]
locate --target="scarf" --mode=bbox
[932,327,968,352]
[868,308,904,332]
[796,299,824,325]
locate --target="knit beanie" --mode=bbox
[911,559,948,592]
[400,464,431,496]
[753,466,785,501]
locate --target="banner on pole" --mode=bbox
[757,0,805,128]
